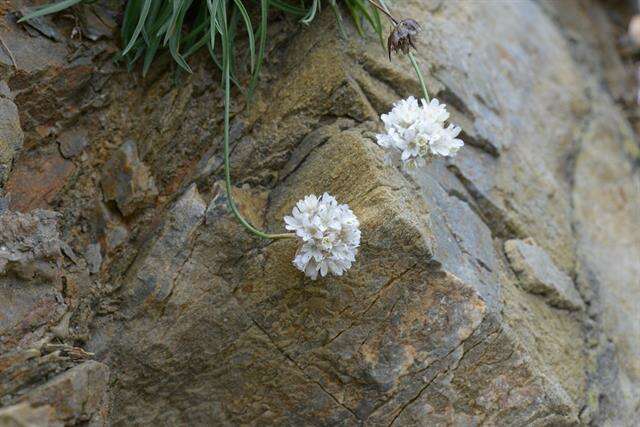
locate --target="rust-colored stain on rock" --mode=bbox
[5,148,75,212]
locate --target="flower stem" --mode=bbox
[376,0,430,102]
[220,3,295,241]
[366,0,397,25]
[408,52,429,102]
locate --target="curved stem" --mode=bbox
[408,52,429,102]
[220,2,295,241]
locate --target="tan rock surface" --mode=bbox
[0,0,639,425]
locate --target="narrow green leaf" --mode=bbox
[248,0,268,99]
[328,0,347,39]
[167,0,194,73]
[370,3,385,48]
[141,0,162,43]
[184,32,209,58]
[300,0,319,25]
[142,38,161,76]
[349,0,377,31]
[120,0,139,42]
[267,0,306,16]
[122,0,153,56]
[18,0,83,22]
[182,19,208,50]
[206,0,221,55]
[161,0,183,45]
[232,0,256,72]
[344,1,365,36]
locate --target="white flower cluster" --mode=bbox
[284,193,360,280]
[376,96,464,168]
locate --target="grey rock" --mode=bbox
[84,243,102,275]
[0,209,62,281]
[57,128,88,159]
[0,210,66,351]
[0,97,23,186]
[572,104,640,425]
[59,241,81,265]
[193,149,222,182]
[0,402,60,427]
[96,202,128,253]
[79,4,117,41]
[101,140,158,217]
[122,184,206,312]
[51,312,72,339]
[105,225,128,252]
[0,81,12,99]
[505,238,585,311]
[16,8,64,42]
[0,7,105,132]
[0,195,9,214]
[89,0,634,422]
[24,360,110,426]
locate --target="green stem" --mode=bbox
[376,0,430,102]
[365,0,397,25]
[408,52,429,102]
[220,2,295,241]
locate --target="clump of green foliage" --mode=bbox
[20,0,385,94]
[21,0,421,242]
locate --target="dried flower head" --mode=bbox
[284,193,361,280]
[376,96,464,169]
[388,19,421,60]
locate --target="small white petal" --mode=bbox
[284,193,361,280]
[376,96,464,167]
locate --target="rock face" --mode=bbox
[0,210,65,348]
[1,0,640,425]
[0,360,110,426]
[101,140,158,217]
[505,238,584,311]
[57,128,88,159]
[0,209,109,425]
[0,93,23,187]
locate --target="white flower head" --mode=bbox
[422,98,450,125]
[430,124,464,157]
[375,96,464,169]
[381,96,422,134]
[284,193,360,280]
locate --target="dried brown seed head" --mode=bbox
[388,19,421,60]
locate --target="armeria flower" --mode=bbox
[284,193,360,280]
[375,96,463,169]
[429,124,464,157]
[381,96,422,134]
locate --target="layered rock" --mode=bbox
[0,209,109,425]
[0,90,22,186]
[1,0,639,425]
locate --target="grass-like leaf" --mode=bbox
[266,0,306,16]
[300,0,320,25]
[19,0,386,91]
[17,0,83,22]
[232,0,256,72]
[121,0,153,56]
[328,0,347,39]
[167,0,194,72]
[247,0,268,98]
[17,0,395,243]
